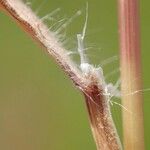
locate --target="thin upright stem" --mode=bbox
[118,0,145,149]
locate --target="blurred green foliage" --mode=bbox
[0,0,149,149]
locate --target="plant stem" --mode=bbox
[117,0,145,149]
[0,0,122,149]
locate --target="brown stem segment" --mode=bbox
[84,84,121,150]
[118,0,145,149]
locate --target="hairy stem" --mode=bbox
[118,0,145,149]
[0,0,121,149]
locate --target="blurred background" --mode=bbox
[0,0,149,149]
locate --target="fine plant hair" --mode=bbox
[0,0,122,149]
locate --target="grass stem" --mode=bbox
[0,0,122,149]
[118,0,145,149]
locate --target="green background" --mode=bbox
[0,0,149,149]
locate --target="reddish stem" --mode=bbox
[118,0,145,149]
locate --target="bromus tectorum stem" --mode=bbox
[0,0,122,149]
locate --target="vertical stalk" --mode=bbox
[117,0,145,149]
